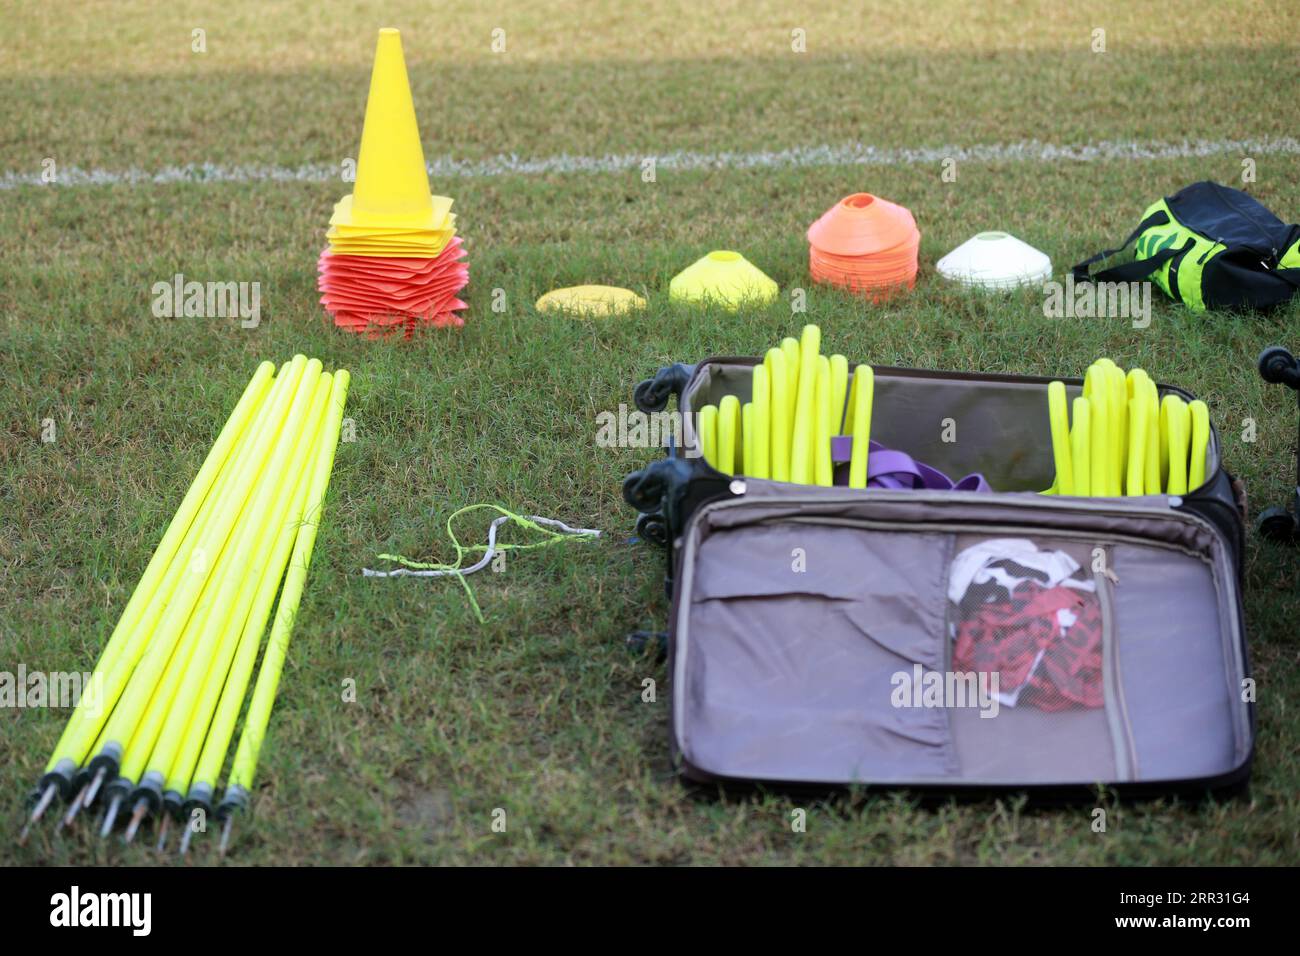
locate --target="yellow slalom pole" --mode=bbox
[1047,382,1074,496]
[98,400,290,832]
[159,375,333,847]
[65,409,268,826]
[813,358,832,486]
[219,370,350,853]
[136,362,324,790]
[1070,397,1091,496]
[60,367,292,838]
[97,672,176,834]
[103,361,322,835]
[766,349,791,482]
[848,365,873,489]
[829,355,849,435]
[36,363,275,801]
[750,364,770,479]
[717,395,739,475]
[789,324,821,484]
[180,377,333,830]
[698,404,718,469]
[1126,395,1148,496]
[113,361,291,671]
[1188,400,1211,491]
[106,576,215,835]
[161,374,334,813]
[85,357,308,785]
[1162,395,1190,495]
[49,364,293,834]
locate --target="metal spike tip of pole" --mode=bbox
[82,765,108,808]
[18,783,58,845]
[123,799,150,844]
[219,814,235,858]
[155,814,172,854]
[98,794,124,839]
[58,782,90,830]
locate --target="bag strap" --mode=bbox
[865,441,990,492]
[1072,210,1179,283]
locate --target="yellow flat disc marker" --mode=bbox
[535,285,647,317]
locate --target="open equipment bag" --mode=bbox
[623,358,1253,798]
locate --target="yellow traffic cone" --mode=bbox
[331,29,448,232]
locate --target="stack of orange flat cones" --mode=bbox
[807,193,919,301]
[319,29,468,338]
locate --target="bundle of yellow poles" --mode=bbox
[1045,358,1212,497]
[695,324,875,488]
[20,356,350,857]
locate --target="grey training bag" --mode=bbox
[623,358,1252,798]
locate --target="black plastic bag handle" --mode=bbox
[633,363,695,414]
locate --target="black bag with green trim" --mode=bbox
[1073,181,1300,312]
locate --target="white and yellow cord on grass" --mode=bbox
[363,505,601,622]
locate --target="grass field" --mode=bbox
[2,1,1299,865]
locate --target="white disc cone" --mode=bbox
[936,231,1053,290]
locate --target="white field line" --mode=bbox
[3,137,1298,190]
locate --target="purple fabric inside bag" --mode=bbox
[829,436,991,492]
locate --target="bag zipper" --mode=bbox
[719,483,1199,527]
[1094,558,1138,781]
[1208,182,1279,261]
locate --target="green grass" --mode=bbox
[2,0,1299,865]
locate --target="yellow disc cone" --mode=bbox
[1142,381,1161,494]
[698,404,718,470]
[717,395,740,476]
[848,365,873,489]
[339,29,436,230]
[829,355,849,435]
[1188,400,1211,491]
[813,358,833,486]
[1088,375,1109,496]
[535,285,647,318]
[741,403,755,477]
[750,365,770,479]
[1126,395,1148,496]
[1047,381,1074,496]
[1162,395,1191,495]
[789,324,821,484]
[1070,397,1091,496]
[668,251,778,310]
[781,338,800,420]
[766,349,791,482]
[1109,364,1128,493]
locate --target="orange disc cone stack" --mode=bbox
[807,193,920,301]
[318,29,469,338]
